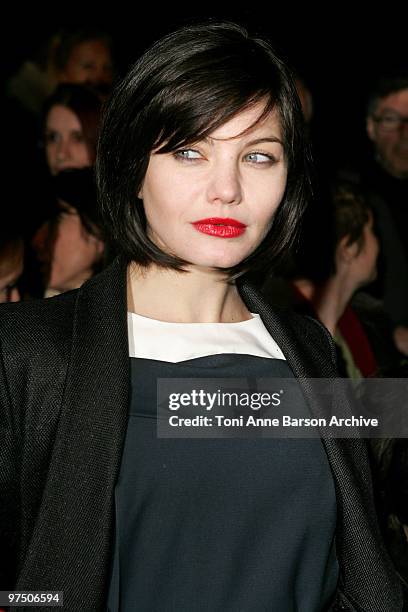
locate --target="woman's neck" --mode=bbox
[294,275,355,336]
[127,262,252,323]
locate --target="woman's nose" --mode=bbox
[206,162,242,206]
[56,139,71,161]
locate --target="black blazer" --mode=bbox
[0,257,403,611]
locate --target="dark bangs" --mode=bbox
[150,50,282,155]
[96,22,309,277]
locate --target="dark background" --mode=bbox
[1,7,406,168]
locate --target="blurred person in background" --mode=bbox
[19,83,103,249]
[26,89,103,295]
[358,75,408,353]
[53,27,114,97]
[4,37,107,249]
[262,179,403,378]
[262,178,408,587]
[42,83,102,175]
[366,75,408,181]
[6,27,114,118]
[33,168,106,296]
[4,28,113,197]
[0,221,24,304]
[6,34,61,117]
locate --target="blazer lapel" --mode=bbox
[17,258,130,611]
[238,280,400,611]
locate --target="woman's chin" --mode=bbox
[180,248,253,271]
[185,258,244,272]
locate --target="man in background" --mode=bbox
[362,75,408,353]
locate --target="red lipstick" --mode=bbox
[192,217,247,238]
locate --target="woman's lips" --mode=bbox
[192,217,247,238]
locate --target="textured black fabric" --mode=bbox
[0,257,403,611]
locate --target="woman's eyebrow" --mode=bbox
[204,136,283,146]
[244,136,283,146]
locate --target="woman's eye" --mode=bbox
[245,152,275,164]
[174,149,202,161]
[72,131,85,143]
[45,131,59,144]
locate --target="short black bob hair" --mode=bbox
[96,21,311,279]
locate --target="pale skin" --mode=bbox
[127,103,288,324]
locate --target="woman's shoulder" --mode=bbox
[240,280,337,373]
[275,305,338,370]
[279,305,334,349]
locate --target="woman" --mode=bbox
[0,23,402,611]
[34,85,104,294]
[42,83,102,175]
[33,168,106,296]
[263,180,402,378]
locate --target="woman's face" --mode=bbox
[45,105,92,175]
[48,202,104,292]
[139,103,288,270]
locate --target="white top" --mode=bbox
[127,311,286,363]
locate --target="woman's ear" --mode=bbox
[138,186,143,199]
[94,238,105,257]
[87,233,105,257]
[337,235,359,265]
